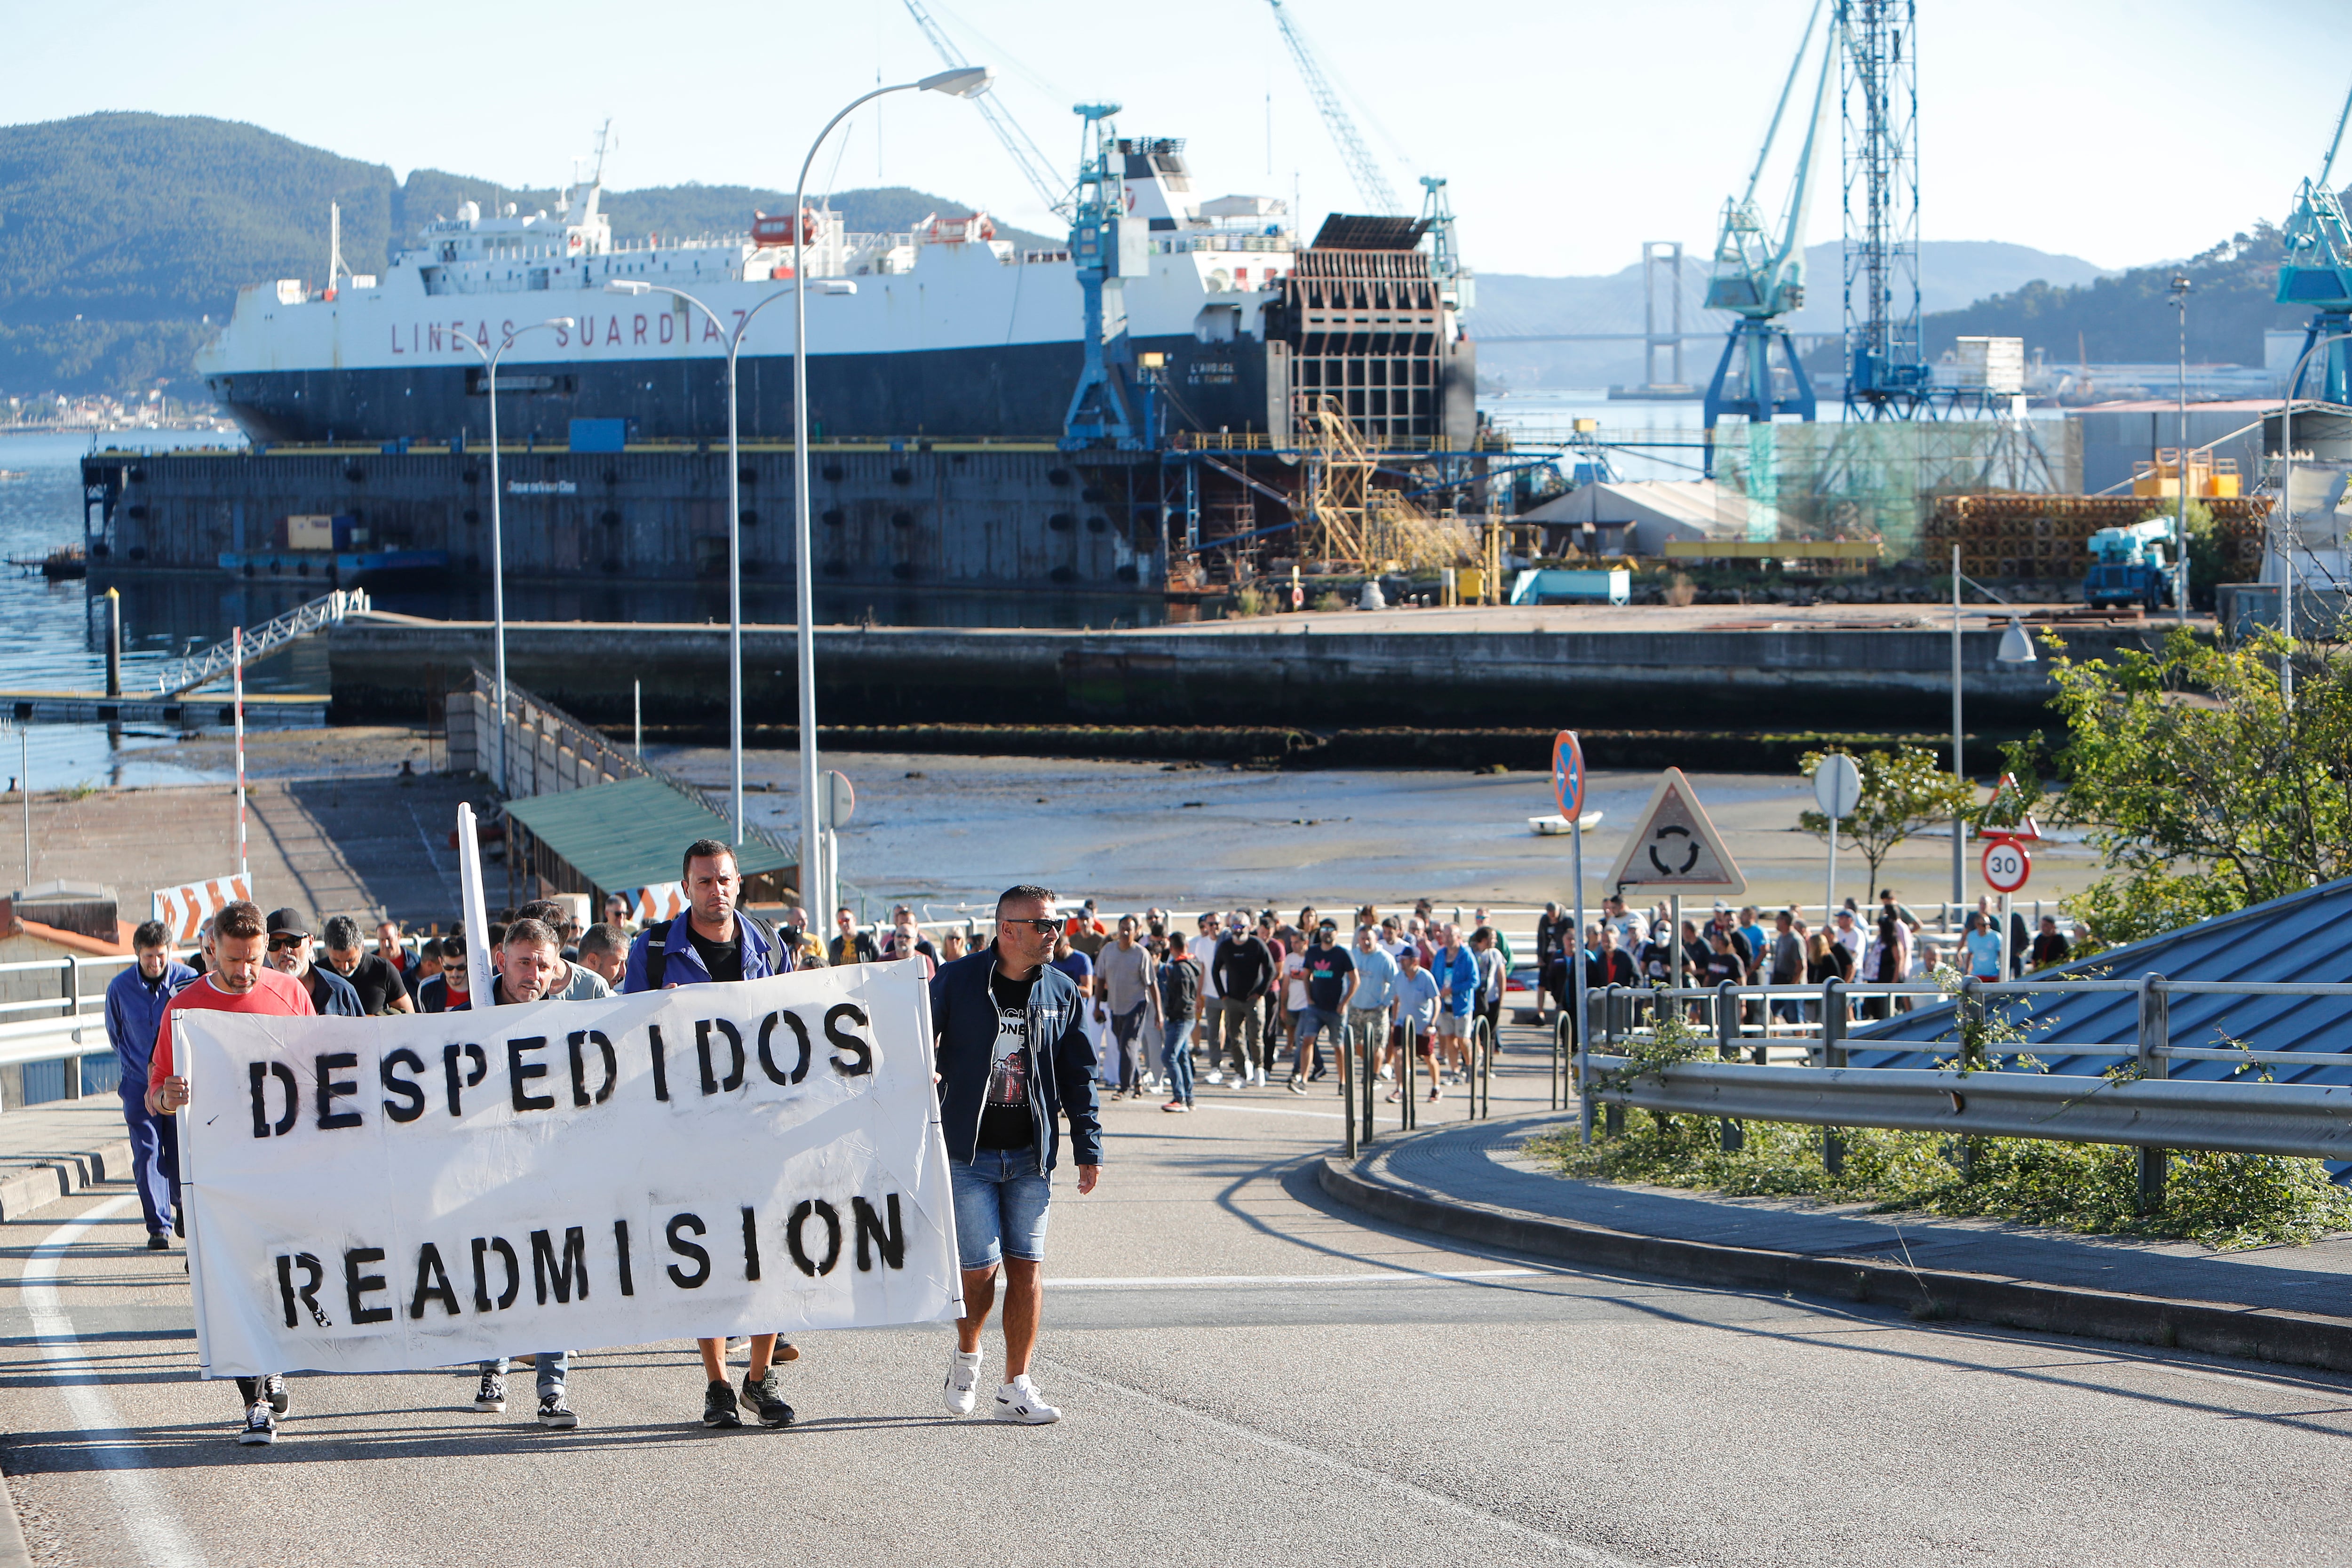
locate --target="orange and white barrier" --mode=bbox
[152,875,253,943]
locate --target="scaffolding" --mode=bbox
[1296,396,1476,570]
[1712,416,2081,554]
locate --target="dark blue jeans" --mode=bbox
[1160,1018,1194,1104]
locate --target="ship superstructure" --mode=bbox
[197,135,1371,448]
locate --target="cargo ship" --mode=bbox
[194,135,1466,448]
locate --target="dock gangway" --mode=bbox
[151,589,371,698]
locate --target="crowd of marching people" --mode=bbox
[108,851,2080,1450]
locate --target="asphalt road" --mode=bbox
[7,1033,2352,1568]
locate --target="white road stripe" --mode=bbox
[1048,1361,1646,1565]
[1173,1101,1347,1120]
[22,1194,208,1568]
[1053,1267,1542,1289]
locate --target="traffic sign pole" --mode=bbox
[1572,794,1589,1144]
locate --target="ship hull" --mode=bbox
[207,334,1277,446]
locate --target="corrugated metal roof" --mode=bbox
[501,777,795,894]
[1848,876,2352,1083]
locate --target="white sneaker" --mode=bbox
[1204,1069,1225,1084]
[993,1374,1061,1425]
[1253,1067,1268,1087]
[945,1347,984,1416]
[238,1400,276,1446]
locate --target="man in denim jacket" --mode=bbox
[929,883,1102,1424]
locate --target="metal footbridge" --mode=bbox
[152,588,371,698]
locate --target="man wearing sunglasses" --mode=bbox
[264,908,364,1017]
[929,885,1102,1425]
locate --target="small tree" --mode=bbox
[2044,625,2352,948]
[1799,746,1976,895]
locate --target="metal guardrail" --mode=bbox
[0,952,139,1107]
[154,588,369,696]
[1557,974,2352,1203]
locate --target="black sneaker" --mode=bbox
[146,1233,169,1251]
[702,1378,742,1429]
[263,1375,290,1416]
[741,1368,795,1428]
[238,1400,276,1446]
[537,1392,577,1429]
[474,1372,507,1412]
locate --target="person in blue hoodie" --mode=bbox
[103,920,197,1248]
[929,883,1101,1426]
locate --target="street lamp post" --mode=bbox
[2169,275,2192,623]
[604,278,841,845]
[787,65,993,917]
[2274,330,2352,712]
[451,318,576,796]
[1949,547,2039,911]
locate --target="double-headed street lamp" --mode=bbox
[606,65,991,910]
[604,275,853,846]
[452,317,576,794]
[786,66,993,919]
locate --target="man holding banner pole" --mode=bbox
[146,900,314,1446]
[619,839,799,1430]
[930,884,1102,1425]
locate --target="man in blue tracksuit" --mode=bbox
[619,837,799,1432]
[103,919,196,1248]
[929,883,1101,1425]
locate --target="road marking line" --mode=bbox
[1175,1101,1346,1121]
[1048,1361,1644,1565]
[23,1194,208,1568]
[1053,1267,1543,1289]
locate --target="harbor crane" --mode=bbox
[1265,0,1403,216]
[903,0,1074,218]
[1061,104,1141,450]
[1700,0,1834,473]
[2277,75,2352,405]
[1838,0,1933,419]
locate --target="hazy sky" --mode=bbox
[6,0,2345,276]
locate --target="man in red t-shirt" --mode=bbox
[147,899,313,1448]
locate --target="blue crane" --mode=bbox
[901,0,1074,218]
[1838,0,1932,419]
[1265,0,1403,216]
[2278,77,2352,405]
[1061,104,1142,450]
[1700,0,1834,473]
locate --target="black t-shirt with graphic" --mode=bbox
[977,968,1039,1151]
[1304,944,1355,1011]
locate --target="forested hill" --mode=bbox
[1921,224,2310,366]
[0,112,1045,398]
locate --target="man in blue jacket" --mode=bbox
[103,919,196,1248]
[929,883,1101,1425]
[620,838,798,1431]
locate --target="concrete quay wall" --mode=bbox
[327,614,2168,731]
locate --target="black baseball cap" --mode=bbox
[264,908,310,940]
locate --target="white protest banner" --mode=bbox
[178,961,957,1377]
[152,875,252,944]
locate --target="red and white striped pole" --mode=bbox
[232,627,248,886]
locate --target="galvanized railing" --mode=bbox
[1552,975,2352,1206]
[153,588,370,697]
[0,952,141,1109]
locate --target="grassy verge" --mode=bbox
[1522,1116,2352,1252]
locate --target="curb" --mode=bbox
[0,1136,133,1224]
[0,1471,30,1568]
[1318,1151,2352,1376]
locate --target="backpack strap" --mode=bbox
[738,910,782,973]
[644,919,672,991]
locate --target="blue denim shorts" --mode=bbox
[950,1146,1053,1271]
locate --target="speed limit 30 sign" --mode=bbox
[1981,837,2031,893]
